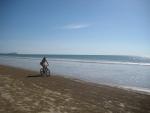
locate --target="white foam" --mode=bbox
[118,86,150,95]
[47,58,150,66]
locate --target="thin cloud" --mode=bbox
[62,24,91,29]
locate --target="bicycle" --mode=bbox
[40,67,51,77]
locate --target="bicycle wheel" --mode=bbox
[40,68,44,76]
[46,68,50,77]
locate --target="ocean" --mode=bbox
[0,54,150,93]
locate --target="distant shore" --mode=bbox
[0,65,150,113]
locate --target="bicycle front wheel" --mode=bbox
[40,68,44,76]
[46,68,50,77]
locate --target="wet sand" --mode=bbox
[0,65,150,113]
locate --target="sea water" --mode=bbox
[0,54,150,93]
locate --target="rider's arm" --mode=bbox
[46,60,49,65]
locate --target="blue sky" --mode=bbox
[0,0,150,56]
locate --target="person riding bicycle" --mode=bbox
[40,57,49,71]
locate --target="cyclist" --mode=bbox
[40,57,49,72]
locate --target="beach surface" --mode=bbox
[0,65,150,113]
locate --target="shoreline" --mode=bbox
[0,64,150,113]
[71,76,150,96]
[1,63,150,95]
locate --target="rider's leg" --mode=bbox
[42,65,45,73]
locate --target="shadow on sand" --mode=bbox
[27,74,42,78]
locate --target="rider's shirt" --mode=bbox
[43,61,48,66]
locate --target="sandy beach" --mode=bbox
[0,65,150,113]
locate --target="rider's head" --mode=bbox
[43,56,46,60]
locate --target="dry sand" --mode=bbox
[0,65,150,113]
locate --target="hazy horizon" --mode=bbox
[1,0,150,57]
[1,52,150,58]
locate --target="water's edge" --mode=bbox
[1,64,150,95]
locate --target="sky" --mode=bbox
[0,0,150,57]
